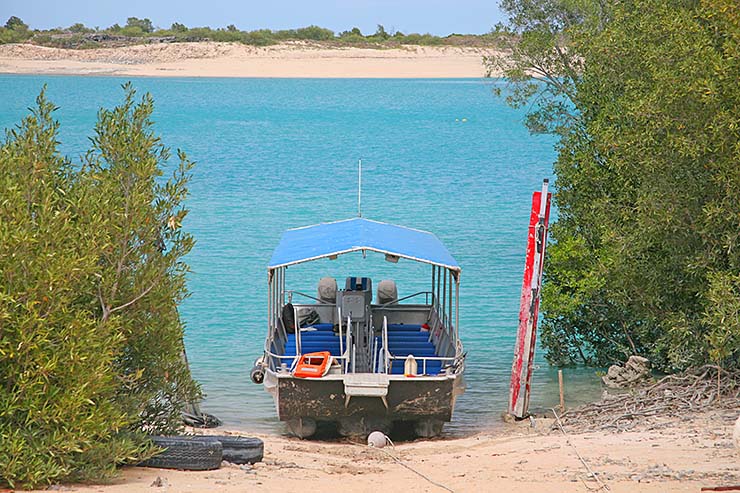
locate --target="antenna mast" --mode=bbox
[358,159,362,217]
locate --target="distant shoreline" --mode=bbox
[0,41,499,78]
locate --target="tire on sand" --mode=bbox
[203,436,264,464]
[140,436,223,471]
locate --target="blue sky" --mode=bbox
[1,1,506,35]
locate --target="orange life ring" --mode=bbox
[293,351,332,378]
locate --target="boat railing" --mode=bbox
[428,307,449,356]
[376,291,433,308]
[293,305,301,356]
[345,314,352,373]
[337,306,343,358]
[284,290,334,305]
[382,316,390,373]
[430,297,461,358]
[263,347,350,372]
[380,312,462,375]
[263,297,460,375]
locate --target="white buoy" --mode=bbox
[733,415,740,450]
[367,431,389,448]
[404,355,417,376]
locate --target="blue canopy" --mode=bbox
[268,218,460,272]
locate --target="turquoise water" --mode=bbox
[0,75,603,435]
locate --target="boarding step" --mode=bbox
[343,373,390,397]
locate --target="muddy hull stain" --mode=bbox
[273,374,460,423]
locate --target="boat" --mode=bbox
[251,217,465,438]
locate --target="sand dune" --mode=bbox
[0,41,498,78]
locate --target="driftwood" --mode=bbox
[562,365,740,432]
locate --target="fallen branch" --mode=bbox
[562,365,740,432]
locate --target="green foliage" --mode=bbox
[85,82,199,433]
[374,24,389,40]
[20,16,501,49]
[125,16,154,33]
[0,90,139,488]
[0,85,199,488]
[240,29,277,46]
[0,15,32,44]
[68,22,93,33]
[339,27,363,37]
[5,16,27,30]
[495,0,740,371]
[702,272,740,364]
[293,25,335,41]
[30,33,99,49]
[119,25,145,37]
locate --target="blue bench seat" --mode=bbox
[387,323,423,331]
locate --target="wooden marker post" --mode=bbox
[558,369,565,412]
[508,179,552,419]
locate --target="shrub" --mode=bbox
[0,90,142,489]
[242,29,277,46]
[293,25,334,41]
[495,0,740,371]
[4,16,27,30]
[68,23,93,33]
[0,16,32,44]
[125,17,153,33]
[84,83,199,434]
[0,85,199,488]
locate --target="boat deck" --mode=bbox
[283,323,443,375]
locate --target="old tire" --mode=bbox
[140,436,223,471]
[206,436,264,464]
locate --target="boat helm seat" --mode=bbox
[345,277,371,292]
[317,277,337,303]
[339,277,372,321]
[377,280,398,305]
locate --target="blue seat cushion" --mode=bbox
[301,323,335,331]
[291,344,340,351]
[387,333,430,338]
[387,341,434,347]
[285,347,342,356]
[387,351,437,357]
[387,346,436,353]
[388,361,443,375]
[387,324,423,331]
[387,338,430,344]
[288,334,338,341]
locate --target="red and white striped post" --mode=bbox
[509,179,552,419]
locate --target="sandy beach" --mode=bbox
[0,42,496,78]
[35,408,738,493]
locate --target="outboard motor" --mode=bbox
[377,280,398,305]
[317,277,338,303]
